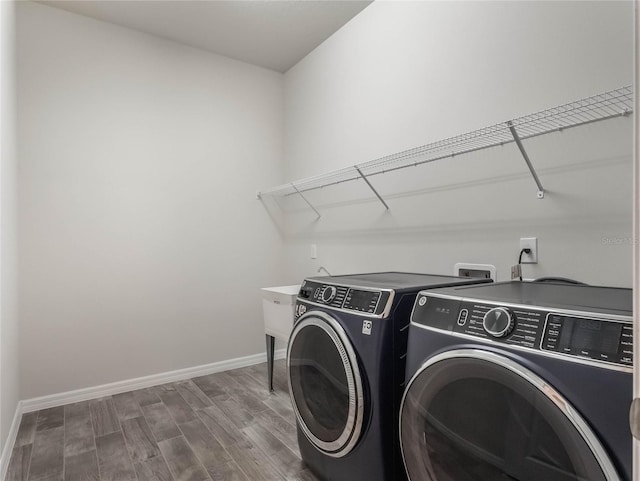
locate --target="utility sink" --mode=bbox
[261,284,300,391]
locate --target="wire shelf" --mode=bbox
[259,85,633,202]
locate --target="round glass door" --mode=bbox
[400,349,619,481]
[287,311,364,457]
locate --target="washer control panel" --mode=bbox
[297,280,389,316]
[411,293,632,368]
[452,301,545,349]
[541,314,632,367]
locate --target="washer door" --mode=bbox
[287,311,365,457]
[400,349,620,481]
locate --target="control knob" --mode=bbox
[483,307,515,338]
[321,286,337,303]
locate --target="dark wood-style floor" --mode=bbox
[6,360,321,481]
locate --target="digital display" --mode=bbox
[345,289,378,311]
[557,317,622,356]
[413,298,459,330]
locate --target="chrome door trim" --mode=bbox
[286,310,365,457]
[399,348,621,481]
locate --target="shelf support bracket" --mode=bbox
[355,166,389,210]
[291,183,321,218]
[507,122,545,199]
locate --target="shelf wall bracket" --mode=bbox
[507,121,545,199]
[355,166,390,210]
[291,183,321,218]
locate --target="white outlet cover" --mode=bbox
[519,237,538,264]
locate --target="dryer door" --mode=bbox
[400,349,620,481]
[287,311,365,457]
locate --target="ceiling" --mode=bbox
[37,0,373,73]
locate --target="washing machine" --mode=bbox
[400,281,632,481]
[287,272,492,481]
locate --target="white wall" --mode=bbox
[17,2,285,399]
[282,0,634,287]
[13,0,634,401]
[1,0,19,452]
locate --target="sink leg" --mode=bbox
[266,334,275,392]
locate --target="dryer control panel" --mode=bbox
[411,293,633,368]
[297,280,391,317]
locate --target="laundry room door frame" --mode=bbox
[633,1,640,478]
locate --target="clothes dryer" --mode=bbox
[287,272,491,481]
[400,281,632,481]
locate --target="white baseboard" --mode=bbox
[0,400,23,481]
[21,348,286,414]
[1,349,286,476]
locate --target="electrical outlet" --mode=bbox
[519,237,538,264]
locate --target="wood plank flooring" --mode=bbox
[6,361,320,481]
